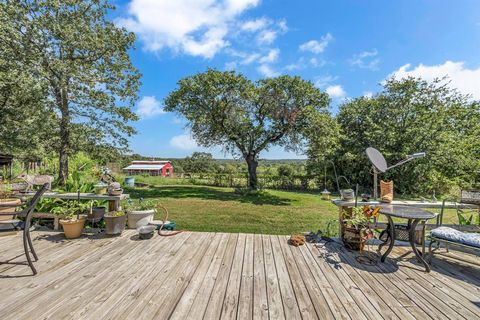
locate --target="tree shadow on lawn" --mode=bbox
[126,185,292,206]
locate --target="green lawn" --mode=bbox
[125,185,339,235]
[123,182,463,235]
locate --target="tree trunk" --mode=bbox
[245,154,258,190]
[57,86,70,185]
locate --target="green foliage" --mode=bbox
[343,206,369,229]
[51,200,90,219]
[330,77,480,196]
[0,0,141,183]
[106,210,125,217]
[124,198,155,211]
[277,164,295,177]
[183,152,218,175]
[165,69,331,189]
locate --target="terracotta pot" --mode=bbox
[60,216,86,239]
[127,210,154,229]
[104,214,126,235]
[0,198,21,221]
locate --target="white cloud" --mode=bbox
[389,61,480,100]
[257,64,279,77]
[136,96,165,118]
[169,134,199,150]
[241,17,269,32]
[225,61,238,70]
[313,75,338,88]
[257,29,277,44]
[118,0,260,58]
[326,85,346,99]
[299,33,333,54]
[277,19,288,32]
[285,57,325,71]
[259,48,279,64]
[242,53,261,65]
[350,49,380,70]
[363,91,374,98]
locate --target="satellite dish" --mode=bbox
[366,147,387,173]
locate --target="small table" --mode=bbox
[377,205,436,272]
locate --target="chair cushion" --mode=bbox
[431,227,480,248]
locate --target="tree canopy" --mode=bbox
[330,77,480,196]
[165,69,331,189]
[0,0,141,183]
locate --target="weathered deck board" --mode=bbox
[0,231,479,320]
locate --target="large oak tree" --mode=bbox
[165,69,330,190]
[1,0,141,184]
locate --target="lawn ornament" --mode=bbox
[17,174,54,191]
[366,147,425,199]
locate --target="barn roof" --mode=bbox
[123,164,165,170]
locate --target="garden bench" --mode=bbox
[428,192,480,263]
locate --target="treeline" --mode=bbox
[307,78,480,197]
[133,77,480,197]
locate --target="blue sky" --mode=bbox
[111,0,480,159]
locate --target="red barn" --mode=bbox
[123,160,173,177]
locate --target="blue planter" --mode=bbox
[125,176,135,188]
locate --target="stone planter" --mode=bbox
[60,216,86,239]
[105,214,126,235]
[0,198,21,221]
[127,210,154,229]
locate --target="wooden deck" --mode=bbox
[0,230,479,320]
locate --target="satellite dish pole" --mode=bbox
[366,147,425,200]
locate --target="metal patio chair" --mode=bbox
[0,183,49,275]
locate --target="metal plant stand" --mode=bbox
[377,205,436,272]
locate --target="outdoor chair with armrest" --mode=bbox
[0,183,49,275]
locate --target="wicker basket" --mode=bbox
[343,226,373,251]
[379,225,423,245]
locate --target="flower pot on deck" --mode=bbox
[105,214,126,235]
[342,226,373,251]
[0,198,21,221]
[60,216,86,239]
[127,210,154,229]
[87,206,105,223]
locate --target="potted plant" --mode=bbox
[125,198,155,229]
[53,201,89,239]
[93,182,108,195]
[104,210,126,235]
[342,206,376,251]
[86,201,106,223]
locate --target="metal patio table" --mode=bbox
[377,205,436,272]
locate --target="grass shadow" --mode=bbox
[125,185,292,206]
